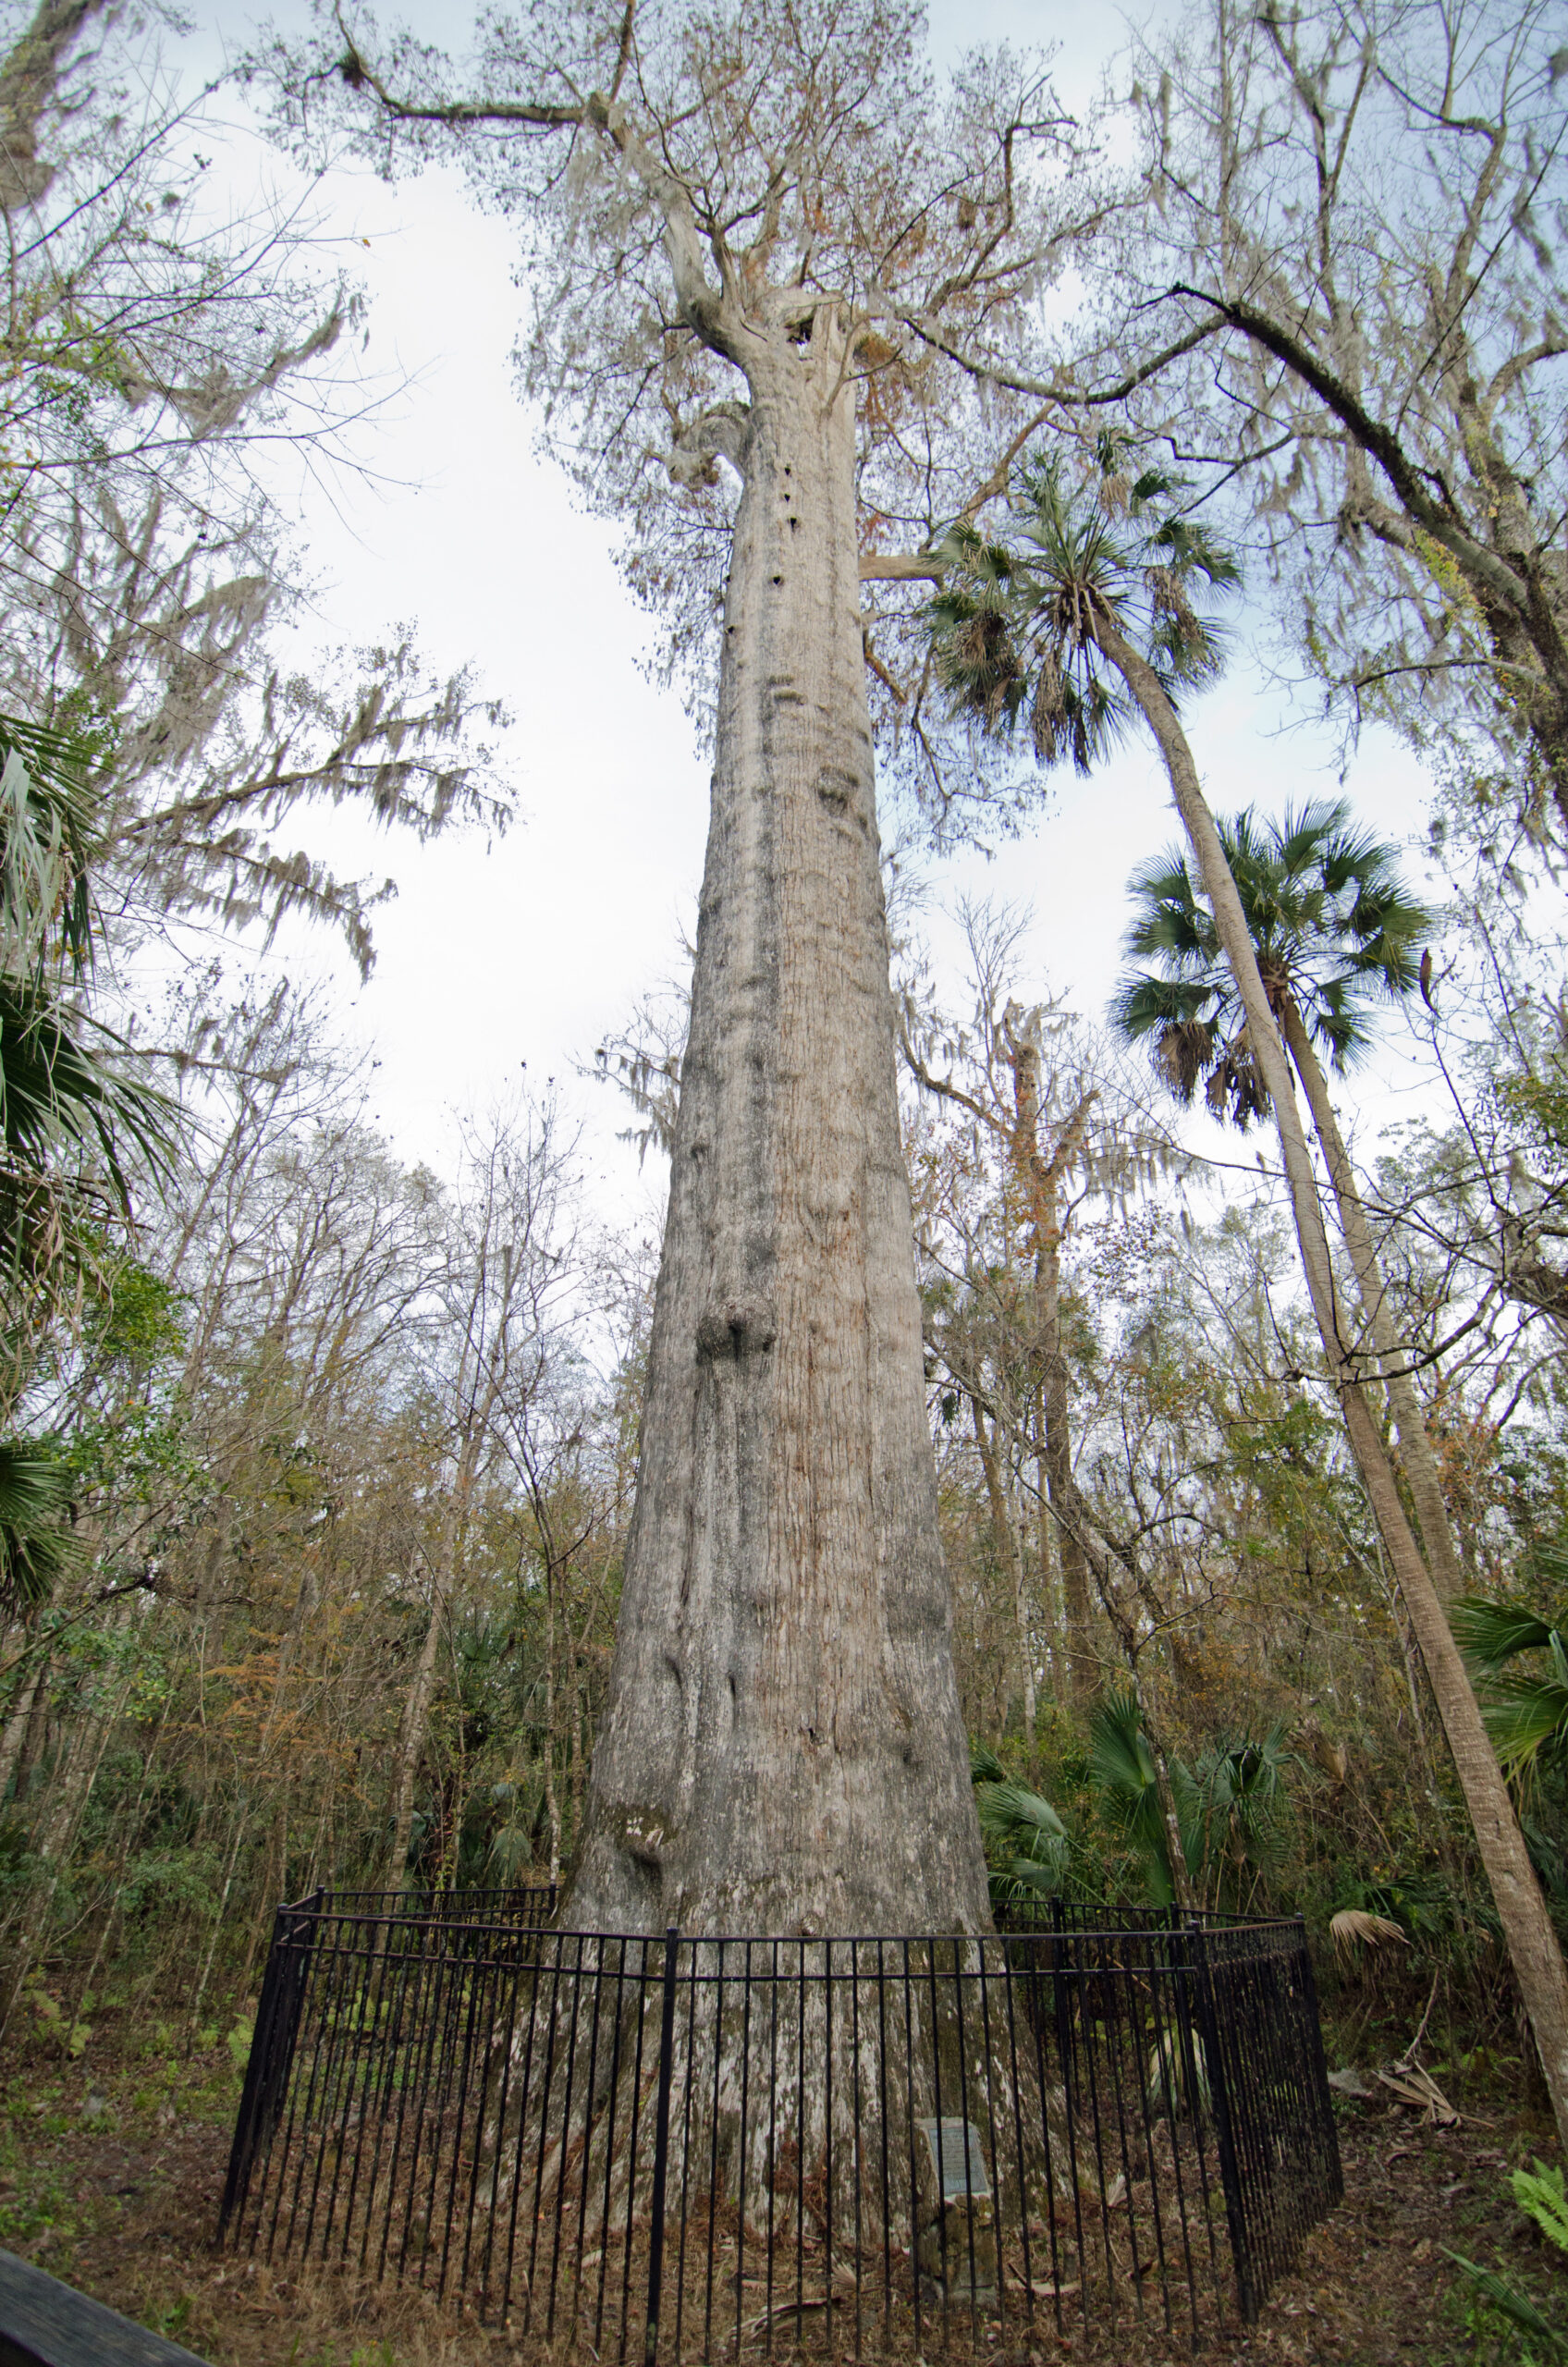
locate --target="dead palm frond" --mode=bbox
[1329,1907,1408,1956]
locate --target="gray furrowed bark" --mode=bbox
[565,320,990,1938]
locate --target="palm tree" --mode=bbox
[923,445,1568,2152]
[1109,803,1463,1604]
[927,445,1235,777]
[0,713,174,1608]
[1079,1689,1295,1915]
[0,713,172,1280]
[1452,1575,1568,1785]
[970,1742,1071,1912]
[1111,802,1426,1129]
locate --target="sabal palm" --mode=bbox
[1086,1689,1294,1913]
[0,714,172,1244]
[0,715,174,1611]
[1110,801,1430,1131]
[1452,1575,1568,1782]
[970,1741,1071,1909]
[1110,795,1465,1625]
[926,447,1236,774]
[924,452,1568,2152]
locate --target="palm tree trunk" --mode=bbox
[1279,1000,1466,1602]
[1096,609,1568,2152]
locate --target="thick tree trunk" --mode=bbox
[1096,612,1568,2154]
[1279,1002,1466,1603]
[566,325,989,1937]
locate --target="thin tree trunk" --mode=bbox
[1148,1724,1196,1916]
[0,1649,45,1804]
[971,1396,1035,1748]
[1037,1226,1095,1701]
[1034,1390,1067,1706]
[1097,610,1568,2152]
[568,1687,583,1864]
[386,1560,447,1889]
[1006,1036,1097,1700]
[191,1797,251,2025]
[1280,1001,1466,1602]
[1,1663,127,2036]
[542,1564,562,1884]
[566,320,988,1936]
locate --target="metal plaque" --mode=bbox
[914,2117,990,2201]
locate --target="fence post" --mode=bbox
[1292,1914,1343,2204]
[217,1905,285,2240]
[1048,1896,1075,2113]
[1187,1919,1255,2325]
[216,1889,323,2240]
[643,1925,680,2367]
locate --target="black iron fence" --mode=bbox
[219,1892,1340,2361]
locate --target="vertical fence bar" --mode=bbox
[1293,1917,1343,2210]
[217,1898,292,2238]
[1188,1919,1254,2325]
[225,1890,1341,2357]
[735,1941,753,2365]
[673,1935,700,2362]
[230,1890,325,2249]
[619,1937,655,2359]
[643,1925,680,2367]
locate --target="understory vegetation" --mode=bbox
[4,899,1566,2097]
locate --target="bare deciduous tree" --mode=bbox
[1059,1,1568,834]
[0,0,511,974]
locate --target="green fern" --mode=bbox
[1513,2160,1568,2254]
[1443,2160,1568,2361]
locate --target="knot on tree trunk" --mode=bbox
[695,1297,778,1360]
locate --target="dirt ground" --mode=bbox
[0,2000,1562,2367]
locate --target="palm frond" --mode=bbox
[972,1753,1072,1906]
[1451,1596,1560,1668]
[0,1437,79,1613]
[1087,1686,1178,1899]
[0,977,176,1210]
[1112,790,1428,1109]
[975,1778,1069,1857]
[1482,1674,1568,1777]
[1442,2251,1568,2359]
[0,714,105,980]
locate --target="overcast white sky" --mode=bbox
[153,0,1449,1225]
